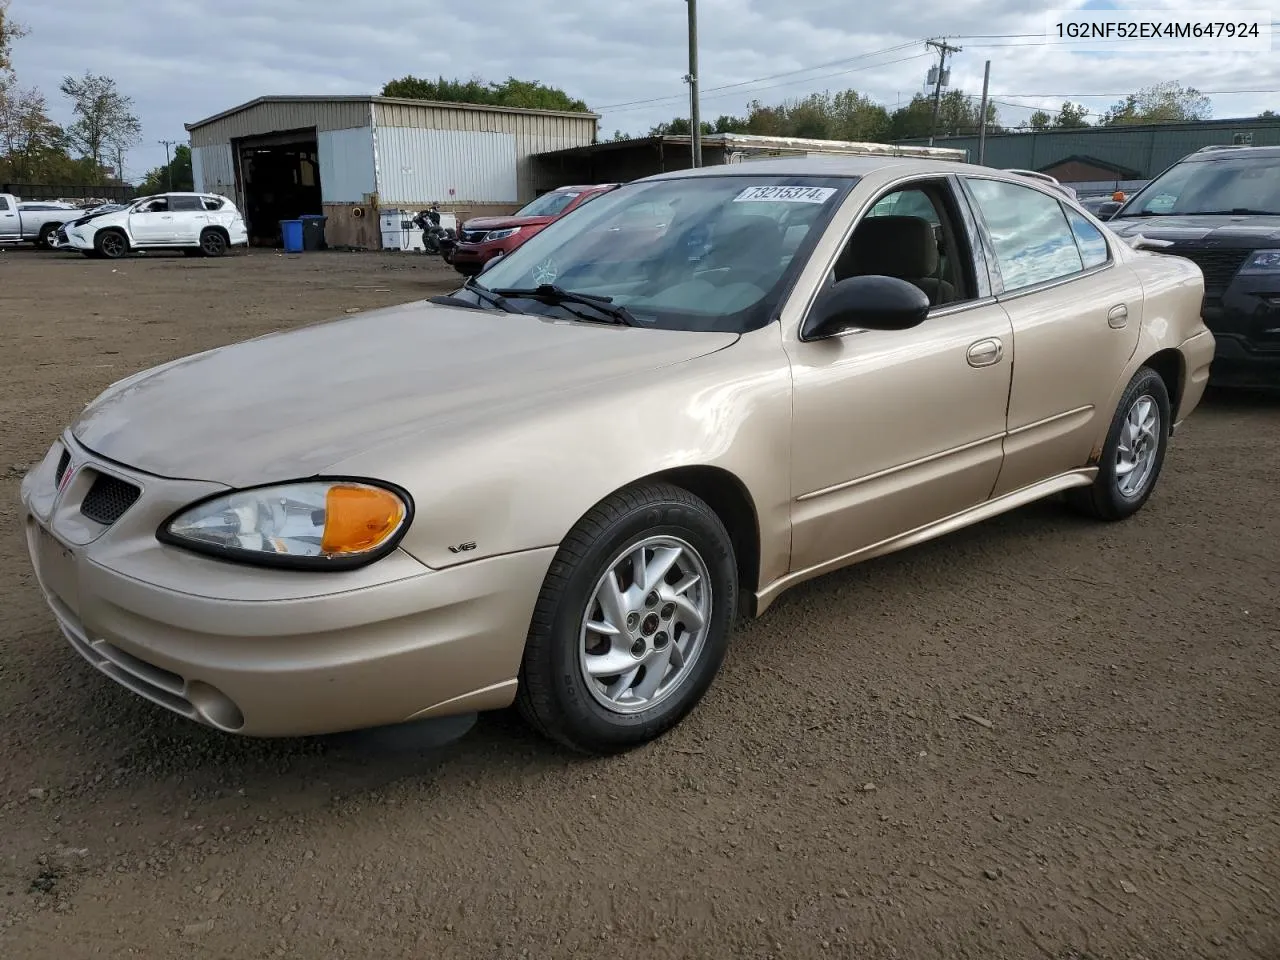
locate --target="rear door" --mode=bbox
[168,195,208,243]
[959,176,1145,495]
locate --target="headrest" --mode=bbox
[840,215,938,279]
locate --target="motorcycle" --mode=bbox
[412,204,457,260]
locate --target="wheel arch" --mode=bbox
[1140,348,1184,432]
[631,465,763,618]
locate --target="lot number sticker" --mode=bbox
[733,185,837,204]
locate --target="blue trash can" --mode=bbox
[280,219,304,253]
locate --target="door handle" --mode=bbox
[967,337,1004,368]
[1107,304,1128,328]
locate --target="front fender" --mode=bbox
[331,326,795,591]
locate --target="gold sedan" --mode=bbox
[21,158,1214,754]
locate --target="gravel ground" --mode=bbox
[1,247,1278,960]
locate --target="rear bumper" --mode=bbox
[1209,334,1280,388]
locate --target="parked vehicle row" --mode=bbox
[0,195,84,248]
[22,155,1213,756]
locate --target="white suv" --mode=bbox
[64,192,249,259]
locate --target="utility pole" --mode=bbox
[685,0,702,167]
[977,60,991,164]
[925,38,961,146]
[158,139,177,191]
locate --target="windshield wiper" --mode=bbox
[490,284,638,326]
[463,278,522,313]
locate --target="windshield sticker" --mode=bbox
[733,185,837,204]
[533,258,558,285]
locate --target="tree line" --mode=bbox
[0,1,185,191]
[625,81,1263,143]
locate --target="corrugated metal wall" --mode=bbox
[317,127,376,202]
[191,144,236,199]
[373,100,596,201]
[375,127,517,204]
[899,120,1280,178]
[189,99,371,148]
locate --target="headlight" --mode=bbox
[1241,249,1280,272]
[484,227,520,241]
[159,479,412,569]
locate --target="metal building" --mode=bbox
[532,132,966,193]
[185,95,598,248]
[898,116,1280,193]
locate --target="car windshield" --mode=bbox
[469,175,855,333]
[516,191,582,218]
[1118,156,1280,217]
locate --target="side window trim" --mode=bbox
[959,175,1115,300]
[1060,199,1114,269]
[828,176,986,312]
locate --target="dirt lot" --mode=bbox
[1,247,1277,960]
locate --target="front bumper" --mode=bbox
[1208,334,1280,388]
[21,434,553,737]
[1201,273,1280,386]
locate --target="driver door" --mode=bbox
[128,198,175,243]
[783,176,1014,574]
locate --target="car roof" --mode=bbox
[1185,144,1280,162]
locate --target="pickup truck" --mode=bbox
[0,195,84,249]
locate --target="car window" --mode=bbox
[832,181,970,307]
[201,197,225,211]
[964,178,1084,291]
[0,197,11,210]
[472,175,855,333]
[135,198,169,213]
[1064,206,1110,269]
[1119,155,1280,217]
[516,191,581,218]
[169,196,204,212]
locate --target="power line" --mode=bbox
[596,39,927,112]
[603,50,934,115]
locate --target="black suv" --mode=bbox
[1101,145,1280,387]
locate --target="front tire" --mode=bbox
[95,229,128,260]
[1069,366,1171,521]
[517,483,738,754]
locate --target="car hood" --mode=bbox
[71,300,739,488]
[462,215,554,232]
[1107,214,1280,244]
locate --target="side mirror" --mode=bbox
[1095,200,1122,221]
[801,275,931,341]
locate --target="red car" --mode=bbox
[450,183,620,276]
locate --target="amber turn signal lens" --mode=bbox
[321,485,407,555]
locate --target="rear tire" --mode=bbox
[37,223,60,250]
[1068,366,1171,521]
[199,228,228,258]
[516,483,738,755]
[95,229,128,260]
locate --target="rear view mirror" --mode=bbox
[801,275,930,341]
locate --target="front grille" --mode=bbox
[80,472,141,525]
[461,230,488,243]
[1172,247,1252,297]
[55,449,70,485]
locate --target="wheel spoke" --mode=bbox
[641,545,682,593]
[605,666,642,700]
[595,574,629,636]
[668,594,705,631]
[631,645,674,702]
[586,644,640,679]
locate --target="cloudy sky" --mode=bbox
[8,0,1279,180]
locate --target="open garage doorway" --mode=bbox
[236,128,322,245]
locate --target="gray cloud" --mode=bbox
[8,0,1278,179]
